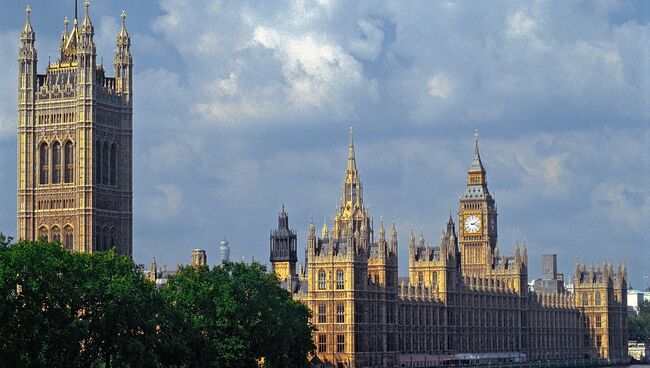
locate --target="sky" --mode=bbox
[0,0,648,287]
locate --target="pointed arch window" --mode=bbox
[95,140,102,184]
[432,271,438,289]
[39,142,49,184]
[102,227,109,251]
[64,141,74,183]
[595,292,601,306]
[336,269,344,290]
[95,226,102,252]
[102,142,109,185]
[582,292,589,307]
[51,226,61,243]
[38,226,48,240]
[418,272,423,289]
[110,143,117,186]
[318,269,326,290]
[109,227,116,250]
[51,142,61,184]
[64,225,73,250]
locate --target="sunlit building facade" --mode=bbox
[271,131,628,367]
[16,3,133,255]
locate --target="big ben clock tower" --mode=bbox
[458,131,497,276]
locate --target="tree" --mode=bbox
[79,250,162,368]
[0,232,13,248]
[629,300,650,342]
[159,262,314,368]
[0,240,162,368]
[0,240,88,367]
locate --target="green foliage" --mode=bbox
[629,300,650,342]
[159,262,314,368]
[0,240,313,367]
[0,232,12,248]
[0,240,161,368]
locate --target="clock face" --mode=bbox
[464,215,481,233]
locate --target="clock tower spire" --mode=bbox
[458,131,498,276]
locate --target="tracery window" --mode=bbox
[318,335,326,353]
[103,227,109,251]
[432,271,438,289]
[51,226,61,243]
[39,143,49,184]
[318,269,326,290]
[582,292,589,307]
[336,334,345,352]
[336,269,344,289]
[64,141,74,183]
[102,142,109,185]
[596,315,602,328]
[595,292,601,306]
[51,142,61,184]
[418,272,423,289]
[95,226,102,251]
[110,143,117,186]
[109,228,116,250]
[336,304,345,323]
[95,140,102,184]
[38,226,48,240]
[64,226,73,250]
[318,304,326,323]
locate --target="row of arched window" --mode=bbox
[38,224,73,250]
[582,291,603,306]
[95,140,118,186]
[317,269,345,290]
[95,226,118,252]
[39,140,74,185]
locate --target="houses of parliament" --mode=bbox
[16,2,132,255]
[14,4,628,368]
[270,131,628,367]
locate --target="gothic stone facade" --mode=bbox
[270,131,628,368]
[17,3,132,255]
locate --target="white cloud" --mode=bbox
[427,72,455,100]
[142,184,184,222]
[592,181,650,231]
[252,26,364,110]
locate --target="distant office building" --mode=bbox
[219,238,230,265]
[627,289,650,316]
[542,254,557,279]
[532,254,565,294]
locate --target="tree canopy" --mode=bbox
[629,299,650,342]
[0,239,313,367]
[158,262,314,368]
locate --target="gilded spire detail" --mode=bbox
[23,6,34,34]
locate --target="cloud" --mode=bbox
[0,31,19,139]
[427,72,455,100]
[592,181,650,231]
[142,184,184,222]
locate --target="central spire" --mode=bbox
[347,127,357,174]
[342,127,361,205]
[336,128,366,233]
